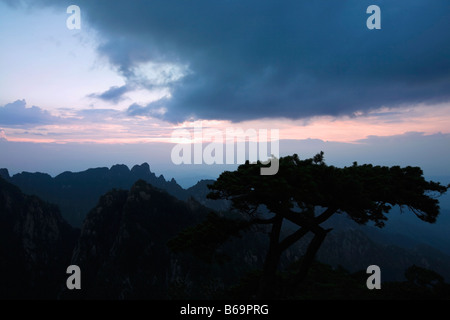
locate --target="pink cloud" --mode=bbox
[1,102,449,145]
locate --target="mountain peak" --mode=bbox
[110,164,130,175]
[4,162,196,227]
[0,168,10,180]
[131,162,151,174]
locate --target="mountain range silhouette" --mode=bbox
[1,164,450,299]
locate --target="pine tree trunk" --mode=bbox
[289,227,331,295]
[257,215,283,299]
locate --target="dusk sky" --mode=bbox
[1,0,449,187]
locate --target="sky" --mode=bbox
[0,0,450,188]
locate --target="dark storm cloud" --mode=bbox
[0,100,59,126]
[5,0,450,122]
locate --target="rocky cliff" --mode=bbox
[61,180,210,299]
[0,176,78,299]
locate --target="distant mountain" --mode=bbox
[316,226,450,282]
[0,164,192,227]
[185,179,230,212]
[0,176,78,299]
[370,208,450,256]
[284,213,450,282]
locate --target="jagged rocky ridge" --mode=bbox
[0,164,223,227]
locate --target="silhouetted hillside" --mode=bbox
[2,166,450,299]
[1,164,188,227]
[277,213,450,282]
[61,180,211,299]
[1,165,236,228]
[0,176,78,299]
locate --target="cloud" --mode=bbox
[0,129,6,140]
[0,100,60,126]
[75,108,123,121]
[88,85,129,104]
[3,0,450,123]
[127,100,169,118]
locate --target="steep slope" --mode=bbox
[61,180,210,299]
[0,176,79,299]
